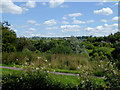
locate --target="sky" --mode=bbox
[1,0,120,37]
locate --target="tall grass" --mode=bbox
[2,52,91,71]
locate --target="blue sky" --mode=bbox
[1,0,119,37]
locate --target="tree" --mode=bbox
[2,21,17,52]
[17,37,35,51]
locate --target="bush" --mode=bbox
[105,69,120,88]
[2,70,77,89]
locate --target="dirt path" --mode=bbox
[0,66,104,78]
[0,66,79,76]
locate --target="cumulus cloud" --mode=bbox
[62,16,67,20]
[27,20,36,24]
[60,25,81,32]
[44,19,57,26]
[112,23,118,27]
[73,20,86,24]
[49,0,64,8]
[0,0,28,14]
[26,0,36,8]
[61,21,69,24]
[96,26,104,30]
[94,7,113,16]
[115,2,120,5]
[86,20,94,23]
[73,18,94,24]
[85,23,118,36]
[112,16,120,22]
[45,26,58,30]
[101,19,107,23]
[104,24,108,27]
[68,13,82,17]
[85,27,94,31]
[29,28,36,31]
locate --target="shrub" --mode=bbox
[2,70,77,89]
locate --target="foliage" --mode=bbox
[2,21,17,52]
[2,70,78,89]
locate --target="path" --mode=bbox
[0,66,79,76]
[0,66,104,78]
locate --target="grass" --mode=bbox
[49,68,80,74]
[2,68,22,75]
[1,65,108,89]
[49,73,80,87]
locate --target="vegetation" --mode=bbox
[1,21,120,89]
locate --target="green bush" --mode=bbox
[2,70,77,89]
[105,69,120,88]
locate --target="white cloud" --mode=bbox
[112,16,120,22]
[104,24,108,27]
[73,18,94,24]
[61,21,69,24]
[85,23,118,36]
[29,28,36,31]
[62,16,67,20]
[96,26,104,30]
[85,27,94,31]
[44,19,57,26]
[115,2,120,5]
[49,0,64,8]
[73,19,86,24]
[61,25,81,32]
[41,2,46,6]
[27,20,36,24]
[112,23,118,27]
[26,0,36,8]
[45,26,58,30]
[0,0,28,14]
[69,13,82,17]
[14,29,17,32]
[101,19,107,23]
[94,7,113,16]
[86,20,94,23]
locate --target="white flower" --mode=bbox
[47,71,49,73]
[25,62,27,65]
[78,66,80,69]
[36,68,39,70]
[37,57,41,59]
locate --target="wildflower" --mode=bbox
[78,66,80,69]
[38,57,41,59]
[25,62,27,65]
[36,68,39,70]
[45,59,47,62]
[47,71,49,73]
[16,59,18,61]
[41,67,43,70]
